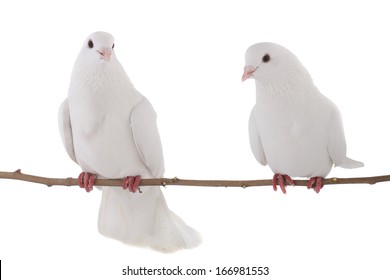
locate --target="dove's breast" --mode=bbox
[67,92,149,179]
[254,91,334,177]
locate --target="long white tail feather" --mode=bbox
[336,157,364,169]
[97,187,201,253]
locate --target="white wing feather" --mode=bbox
[328,106,364,168]
[58,99,77,163]
[248,108,267,166]
[130,98,165,177]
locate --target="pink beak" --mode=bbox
[97,48,112,61]
[242,65,258,82]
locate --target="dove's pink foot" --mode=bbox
[307,177,323,193]
[122,175,141,193]
[272,174,294,194]
[78,172,96,192]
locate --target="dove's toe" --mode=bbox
[122,175,141,193]
[77,172,96,192]
[307,177,323,193]
[272,174,294,194]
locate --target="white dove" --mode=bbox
[58,31,201,252]
[242,42,363,193]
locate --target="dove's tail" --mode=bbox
[335,157,364,169]
[97,187,201,253]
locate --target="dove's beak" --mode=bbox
[97,48,112,61]
[242,65,258,82]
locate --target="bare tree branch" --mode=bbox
[0,169,389,189]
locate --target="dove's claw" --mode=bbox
[307,176,323,193]
[122,175,141,193]
[122,176,133,191]
[272,174,294,194]
[78,172,96,192]
[307,177,315,189]
[132,176,141,192]
[278,175,286,194]
[122,177,130,190]
[272,174,278,192]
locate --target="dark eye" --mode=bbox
[112,43,115,49]
[262,54,270,63]
[88,40,94,48]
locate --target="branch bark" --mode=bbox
[0,169,389,188]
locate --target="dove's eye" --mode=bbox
[262,54,271,63]
[88,40,94,49]
[112,43,115,49]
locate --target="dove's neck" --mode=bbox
[69,60,142,105]
[254,74,316,104]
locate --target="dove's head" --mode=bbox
[76,31,116,66]
[242,42,311,86]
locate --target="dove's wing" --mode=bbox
[328,106,363,168]
[248,108,267,166]
[58,99,77,163]
[130,97,165,177]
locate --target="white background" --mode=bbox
[1,0,390,279]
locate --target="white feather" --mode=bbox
[58,31,200,252]
[130,98,165,178]
[58,99,77,163]
[244,42,363,178]
[248,108,267,166]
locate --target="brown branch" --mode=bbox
[0,169,389,189]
